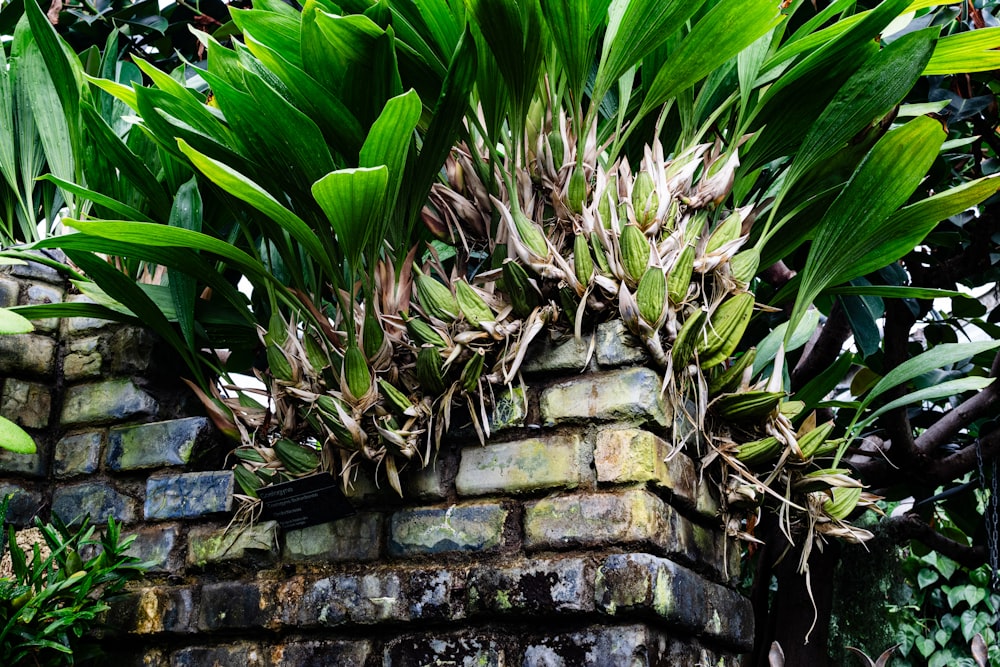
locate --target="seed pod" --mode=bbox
[632,171,657,229]
[273,438,320,475]
[405,315,446,348]
[798,420,836,459]
[590,232,611,275]
[706,211,742,254]
[620,223,650,284]
[234,465,262,497]
[362,311,384,360]
[344,344,372,398]
[672,308,708,368]
[461,350,485,393]
[824,486,862,520]
[503,261,539,318]
[597,185,615,229]
[416,346,446,395]
[667,244,696,305]
[736,436,782,467]
[707,348,757,396]
[511,205,549,259]
[548,131,564,168]
[379,378,414,413]
[712,390,784,422]
[730,248,760,283]
[573,234,594,284]
[567,167,587,214]
[415,269,459,321]
[234,447,267,464]
[304,334,329,373]
[455,280,494,328]
[266,344,294,382]
[636,267,667,327]
[697,292,754,369]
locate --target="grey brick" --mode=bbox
[51,482,134,525]
[188,521,278,567]
[107,586,196,635]
[53,430,103,478]
[384,634,503,667]
[389,503,508,557]
[60,379,158,426]
[1,378,51,429]
[0,334,56,378]
[268,640,371,667]
[596,319,650,367]
[540,367,669,427]
[467,557,593,616]
[125,524,182,573]
[0,484,43,526]
[283,513,382,562]
[107,417,208,471]
[171,643,265,667]
[144,472,233,520]
[523,624,669,666]
[456,434,592,496]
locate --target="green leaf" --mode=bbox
[752,308,821,377]
[861,340,1000,410]
[918,567,940,590]
[541,0,611,107]
[0,415,35,454]
[794,351,855,409]
[230,7,303,68]
[823,285,967,300]
[858,377,996,430]
[37,175,155,223]
[167,177,203,348]
[0,306,33,334]
[924,26,1000,75]
[787,116,945,341]
[840,293,882,359]
[312,166,389,271]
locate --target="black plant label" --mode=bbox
[258,473,355,530]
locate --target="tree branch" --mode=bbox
[884,512,987,569]
[882,300,919,465]
[791,301,851,391]
[914,350,1000,456]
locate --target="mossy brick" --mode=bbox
[389,503,508,556]
[456,434,592,496]
[490,386,527,431]
[522,623,670,666]
[53,430,103,478]
[24,282,63,332]
[0,276,18,307]
[0,334,56,378]
[596,319,649,368]
[125,524,181,573]
[60,294,113,335]
[188,520,278,567]
[1,378,51,429]
[383,634,504,667]
[522,331,594,375]
[524,489,695,554]
[60,379,158,426]
[268,640,372,667]
[106,417,208,471]
[595,553,752,650]
[51,482,135,525]
[171,643,265,667]
[594,429,697,501]
[106,586,196,635]
[540,367,669,427]
[0,484,42,526]
[0,432,46,477]
[144,471,233,520]
[467,557,594,616]
[63,336,102,380]
[402,463,448,500]
[198,581,280,631]
[108,326,159,374]
[283,513,382,562]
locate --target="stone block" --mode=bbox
[107,325,159,374]
[402,463,448,501]
[384,634,504,667]
[456,434,592,496]
[60,294,112,335]
[53,430,103,478]
[467,557,593,616]
[171,643,265,667]
[144,472,233,520]
[540,367,669,427]
[198,581,279,631]
[389,503,508,557]
[0,435,46,477]
[5,250,65,283]
[126,524,181,573]
[596,319,649,367]
[24,282,63,332]
[0,334,56,378]
[283,513,382,562]
[522,624,669,666]
[0,484,43,526]
[1,378,51,429]
[594,429,697,501]
[107,586,196,635]
[60,379,158,426]
[268,640,372,667]
[51,482,134,525]
[490,387,527,431]
[523,331,594,375]
[0,276,18,307]
[524,489,689,555]
[188,520,279,567]
[107,417,208,471]
[63,335,102,380]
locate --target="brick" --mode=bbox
[268,640,372,667]
[171,643,265,667]
[0,437,46,477]
[60,379,158,426]
[24,282,63,332]
[0,276,18,307]
[107,586,196,635]
[389,503,508,556]
[188,520,279,567]
[108,325,159,374]
[596,319,649,368]
[594,429,697,501]
[524,489,691,555]
[199,581,282,631]
[384,634,504,667]
[595,553,753,650]
[523,624,669,666]
[540,367,669,427]
[402,463,448,500]
[0,483,43,526]
[63,335,102,380]
[490,387,527,431]
[144,472,233,520]
[283,513,382,562]
[456,434,592,496]
[1,378,51,429]
[60,294,113,335]
[0,334,56,378]
[467,557,593,616]
[53,430,103,478]
[523,331,594,375]
[51,482,134,525]
[126,524,181,573]
[5,250,65,283]
[107,417,208,471]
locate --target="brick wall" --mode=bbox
[0,257,753,666]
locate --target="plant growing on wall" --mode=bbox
[11,0,1000,660]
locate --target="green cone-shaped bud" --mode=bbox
[266,344,294,382]
[362,311,384,359]
[573,234,594,284]
[344,344,372,398]
[597,180,616,229]
[636,267,667,327]
[512,205,549,259]
[590,232,611,275]
[730,248,760,283]
[632,171,657,229]
[416,346,446,395]
[405,315,446,348]
[567,167,588,214]
[461,350,486,393]
[620,224,650,284]
[667,244,696,305]
[503,261,539,318]
[415,269,459,321]
[456,280,494,328]
[706,211,742,253]
[548,131,564,168]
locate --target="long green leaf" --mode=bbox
[230,8,303,68]
[823,285,968,300]
[861,340,1000,410]
[787,116,946,341]
[859,377,996,430]
[23,0,83,150]
[0,306,33,334]
[167,177,202,348]
[541,0,611,107]
[924,26,1000,75]
[37,175,154,223]
[0,46,16,200]
[753,308,821,377]
[312,166,389,271]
